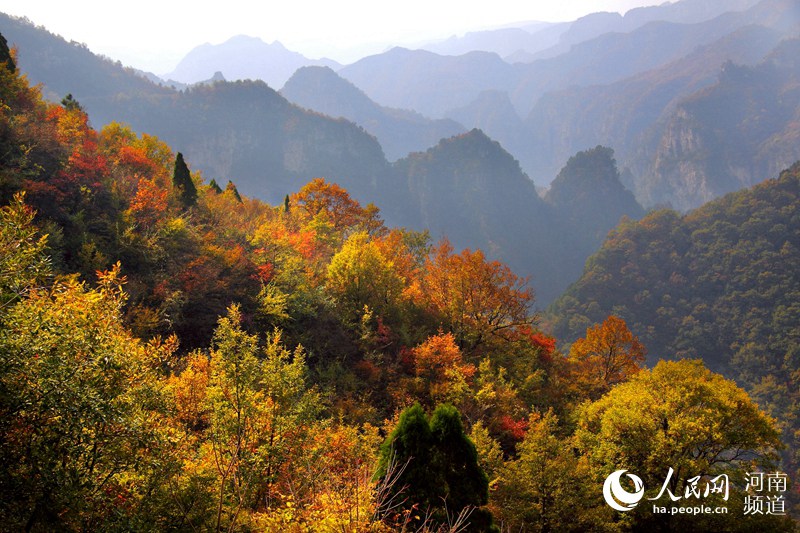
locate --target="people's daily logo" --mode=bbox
[602,468,789,517]
[603,469,644,511]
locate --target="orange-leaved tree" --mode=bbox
[568,315,646,400]
[421,238,534,357]
[411,331,476,408]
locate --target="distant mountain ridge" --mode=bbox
[413,0,760,62]
[339,0,794,120]
[421,22,569,60]
[163,34,340,89]
[520,23,792,204]
[339,48,518,120]
[637,38,800,210]
[525,0,761,61]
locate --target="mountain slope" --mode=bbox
[544,146,644,244]
[392,134,644,304]
[392,129,560,301]
[280,66,465,161]
[444,90,530,178]
[547,161,800,377]
[0,12,171,105]
[338,48,518,119]
[118,79,392,206]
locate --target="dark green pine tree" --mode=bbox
[225,180,242,203]
[61,93,83,112]
[283,194,290,213]
[0,32,15,73]
[376,403,441,513]
[208,178,223,194]
[376,403,496,532]
[172,152,197,208]
[430,404,494,532]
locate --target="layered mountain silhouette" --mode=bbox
[339,0,787,119]
[521,24,792,203]
[331,0,799,209]
[636,38,800,210]
[163,35,340,89]
[2,0,797,299]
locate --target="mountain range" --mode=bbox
[163,35,340,89]
[333,0,799,201]
[1,0,798,301]
[108,0,798,213]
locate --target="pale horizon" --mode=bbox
[1,0,662,73]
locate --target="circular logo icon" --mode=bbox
[603,469,645,512]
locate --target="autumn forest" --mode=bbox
[1,7,800,532]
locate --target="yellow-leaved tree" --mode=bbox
[576,359,789,531]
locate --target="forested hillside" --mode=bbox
[1,35,795,531]
[547,162,800,484]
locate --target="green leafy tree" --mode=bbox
[203,306,320,530]
[495,410,599,532]
[326,231,404,326]
[0,264,178,530]
[0,193,50,309]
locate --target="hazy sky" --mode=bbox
[1,0,661,73]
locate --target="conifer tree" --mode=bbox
[430,404,491,527]
[172,152,197,208]
[225,180,242,203]
[0,33,15,73]
[376,403,496,531]
[208,178,222,194]
[60,93,83,112]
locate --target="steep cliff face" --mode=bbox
[642,106,719,210]
[638,39,800,211]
